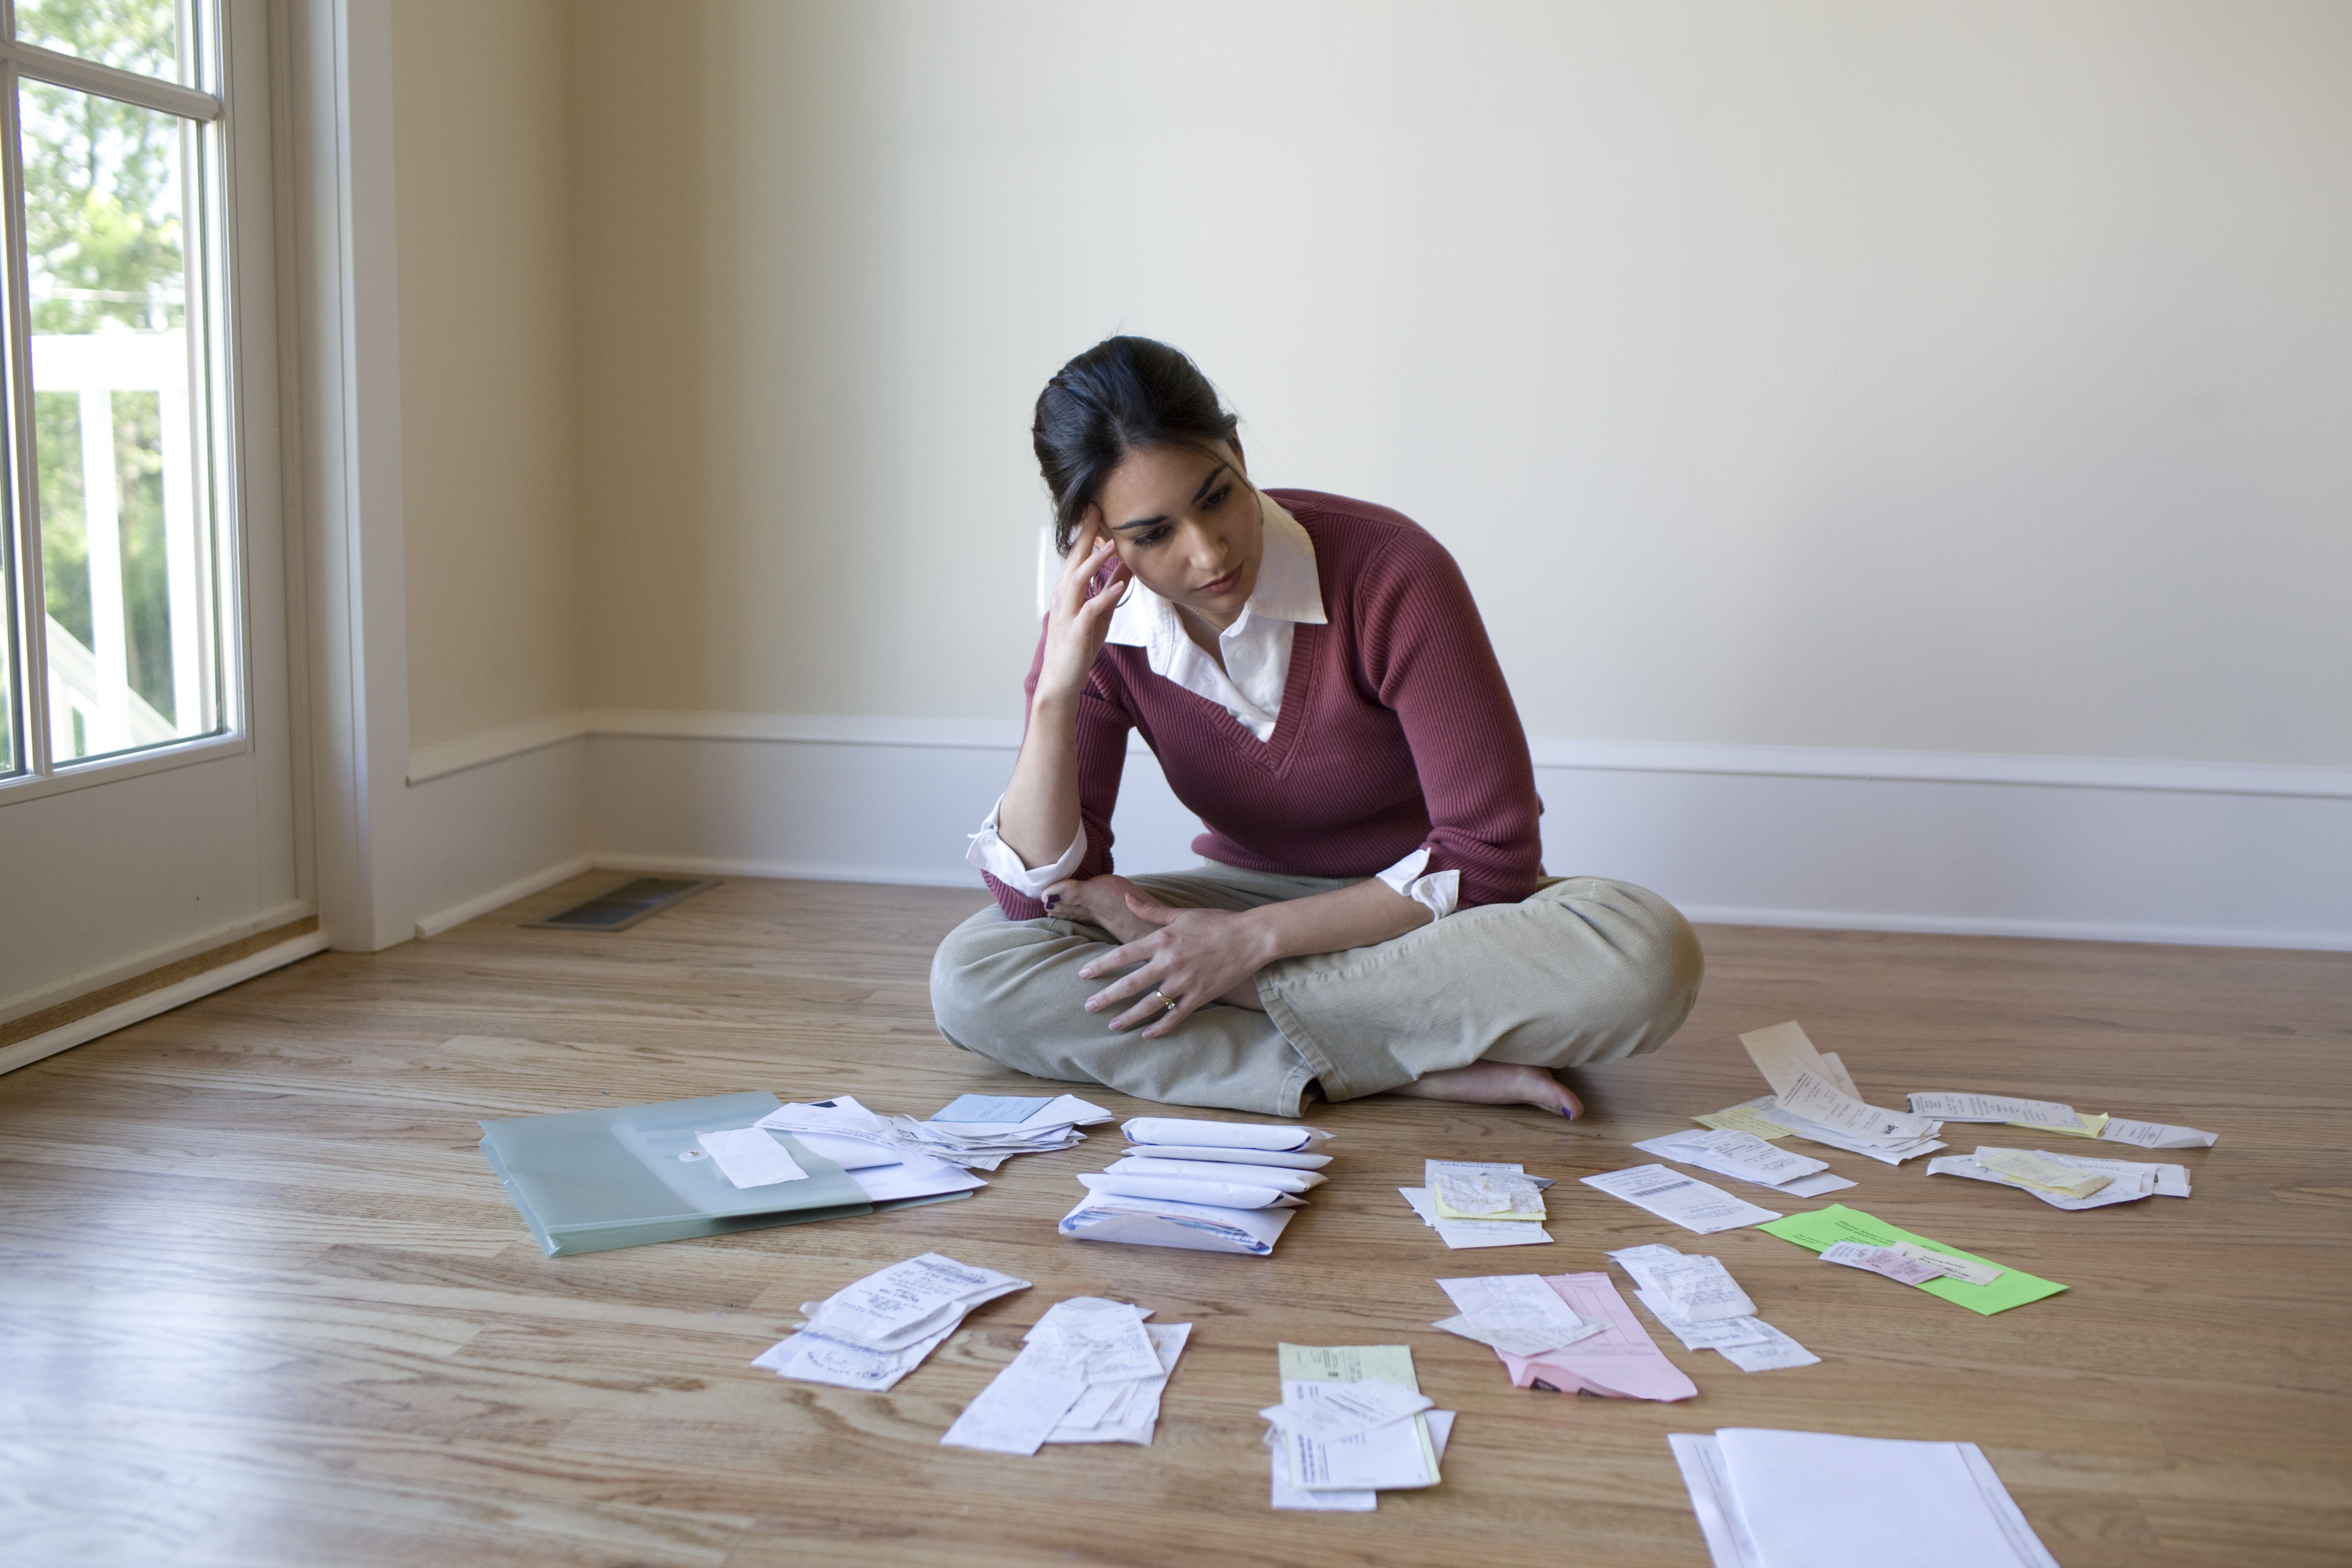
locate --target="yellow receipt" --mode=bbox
[1695,1102,1794,1140]
[1979,1148,2112,1199]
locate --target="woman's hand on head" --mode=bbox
[1035,515,1130,702]
[1076,890,1272,1039]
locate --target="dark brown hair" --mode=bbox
[1032,337,1241,552]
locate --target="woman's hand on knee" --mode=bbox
[1077,891,1271,1038]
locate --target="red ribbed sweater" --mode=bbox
[984,489,1544,923]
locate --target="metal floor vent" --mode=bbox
[523,877,722,932]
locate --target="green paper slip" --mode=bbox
[1759,1204,2066,1315]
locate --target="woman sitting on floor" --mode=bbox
[929,336,1704,1118]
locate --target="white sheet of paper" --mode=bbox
[1648,1255,1757,1322]
[693,1127,809,1188]
[1746,1101,1947,1165]
[1631,1135,1855,1199]
[1581,1165,1783,1234]
[846,1160,989,1204]
[1259,1380,1434,1443]
[1048,1322,1190,1445]
[751,1320,956,1392]
[1714,1323,1820,1372]
[939,1357,1089,1455]
[1712,1429,2061,1567]
[1634,1289,1776,1352]
[1653,1128,1828,1184]
[802,1253,1029,1353]
[1266,1408,1454,1513]
[1738,1022,1938,1145]
[1668,1433,1764,1568]
[1820,1240,1947,1286]
[1279,1379,1439,1491]
[1435,1274,1600,1354]
[2099,1117,2218,1150]
[1906,1091,2080,1125]
[1031,1298,1163,1383]
[1401,1187,1555,1248]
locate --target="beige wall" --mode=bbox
[392,0,581,751]
[547,1,2348,766]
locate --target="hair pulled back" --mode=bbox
[1032,336,1241,553]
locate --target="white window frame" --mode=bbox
[0,0,253,804]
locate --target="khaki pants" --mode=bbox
[928,864,1705,1117]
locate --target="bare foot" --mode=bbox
[1042,874,1159,944]
[1389,1062,1583,1119]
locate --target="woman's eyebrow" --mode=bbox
[1115,463,1231,531]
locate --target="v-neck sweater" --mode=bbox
[984,488,1543,923]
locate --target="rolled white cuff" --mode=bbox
[1374,847,1460,922]
[966,796,1087,897]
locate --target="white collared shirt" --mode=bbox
[968,491,1460,919]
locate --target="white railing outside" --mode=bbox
[32,328,206,761]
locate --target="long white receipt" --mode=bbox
[1581,1165,1782,1234]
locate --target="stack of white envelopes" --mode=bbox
[1928,1146,2192,1210]
[940,1296,1191,1454]
[1058,1116,1332,1256]
[1671,1428,2062,1568]
[1612,1244,1819,1372]
[757,1092,1111,1176]
[754,1252,1029,1391]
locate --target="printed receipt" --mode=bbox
[1580,1165,1783,1235]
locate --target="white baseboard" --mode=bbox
[0,930,333,1077]
[398,711,2352,951]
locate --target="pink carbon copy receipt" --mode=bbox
[1494,1272,1697,1402]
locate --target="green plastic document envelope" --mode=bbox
[479,1091,873,1256]
[1759,1204,2065,1315]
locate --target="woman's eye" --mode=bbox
[1203,485,1231,511]
[1137,526,1171,546]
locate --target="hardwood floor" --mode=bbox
[3,873,2347,1568]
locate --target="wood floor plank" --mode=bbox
[2,873,2347,1566]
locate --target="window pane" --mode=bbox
[13,0,181,83]
[23,80,218,763]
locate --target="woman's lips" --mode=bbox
[1197,567,1242,595]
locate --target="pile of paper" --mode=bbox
[1429,1273,1606,1355]
[1908,1091,2218,1149]
[1460,1271,1698,1400]
[1611,1245,1818,1372]
[1929,1146,2190,1210]
[940,1296,1191,1454]
[1264,1344,1449,1511]
[757,1092,1111,1173]
[1710,1022,1947,1164]
[753,1252,1029,1391]
[1580,1164,1784,1234]
[1670,1428,2062,1568]
[1058,1116,1332,1255]
[1399,1159,1557,1248]
[1631,1127,1856,1199]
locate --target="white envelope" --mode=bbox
[1057,1193,1299,1255]
[1076,1172,1306,1209]
[1122,1117,1330,1152]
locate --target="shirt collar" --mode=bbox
[1104,490,1325,647]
